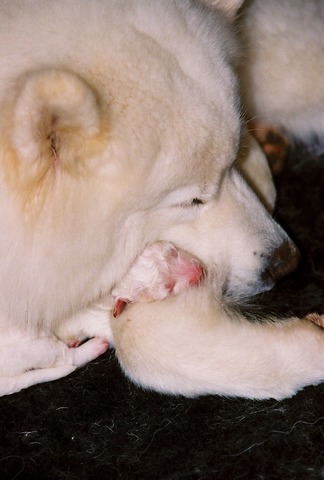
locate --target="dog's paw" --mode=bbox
[56,305,112,346]
[56,322,88,347]
[70,338,109,367]
[250,121,290,175]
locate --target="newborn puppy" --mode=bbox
[112,241,204,316]
[58,241,204,348]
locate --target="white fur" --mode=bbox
[112,289,324,400]
[239,0,324,139]
[57,241,204,346]
[112,241,203,306]
[0,325,108,396]
[0,0,322,397]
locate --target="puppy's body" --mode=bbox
[112,241,204,315]
[57,241,204,347]
[0,0,322,398]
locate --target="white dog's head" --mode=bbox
[0,0,298,326]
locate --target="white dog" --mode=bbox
[0,0,323,398]
[239,0,324,171]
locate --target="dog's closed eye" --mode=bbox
[176,198,205,208]
[182,198,206,208]
[190,198,205,206]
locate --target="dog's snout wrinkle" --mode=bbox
[266,240,300,282]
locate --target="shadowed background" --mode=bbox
[0,140,323,480]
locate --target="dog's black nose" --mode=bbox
[265,240,300,282]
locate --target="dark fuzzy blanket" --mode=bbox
[0,141,323,480]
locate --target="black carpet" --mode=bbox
[1,141,323,480]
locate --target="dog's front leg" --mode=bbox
[111,287,324,400]
[0,332,108,396]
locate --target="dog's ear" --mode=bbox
[11,69,106,176]
[201,0,244,20]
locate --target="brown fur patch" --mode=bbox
[305,313,324,328]
[1,114,109,223]
[249,121,290,175]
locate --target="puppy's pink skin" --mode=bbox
[113,242,204,316]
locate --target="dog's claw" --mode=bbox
[68,339,81,348]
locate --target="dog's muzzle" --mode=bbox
[262,239,300,285]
